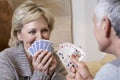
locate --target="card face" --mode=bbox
[56,42,86,69]
[27,40,54,56]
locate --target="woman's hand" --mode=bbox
[32,50,56,74]
[66,55,93,80]
[48,55,57,74]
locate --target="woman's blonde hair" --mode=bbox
[9,0,54,47]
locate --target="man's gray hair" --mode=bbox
[95,0,120,38]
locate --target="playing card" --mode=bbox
[32,42,37,53]
[27,47,35,56]
[28,39,54,56]
[39,40,44,49]
[39,40,53,51]
[35,40,39,50]
[46,43,54,52]
[57,44,75,68]
[56,42,86,70]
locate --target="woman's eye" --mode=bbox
[28,30,36,35]
[41,29,49,34]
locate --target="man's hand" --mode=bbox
[66,54,93,80]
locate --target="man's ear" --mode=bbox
[17,31,23,41]
[103,16,111,38]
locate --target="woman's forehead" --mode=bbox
[23,17,48,29]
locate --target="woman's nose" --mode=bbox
[36,33,42,40]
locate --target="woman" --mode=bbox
[0,0,67,80]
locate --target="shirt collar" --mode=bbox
[14,43,32,77]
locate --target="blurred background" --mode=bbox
[0,0,105,61]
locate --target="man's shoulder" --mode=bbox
[110,58,120,67]
[94,59,120,80]
[99,59,120,72]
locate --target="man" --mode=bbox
[66,0,120,80]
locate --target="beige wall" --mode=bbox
[7,0,71,16]
[72,0,105,61]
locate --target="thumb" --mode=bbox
[70,54,80,65]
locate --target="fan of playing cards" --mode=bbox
[27,39,54,56]
[56,42,86,70]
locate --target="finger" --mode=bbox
[41,52,52,66]
[66,74,73,80]
[70,54,79,64]
[35,50,48,64]
[37,63,43,71]
[49,57,57,71]
[70,72,76,79]
[70,54,85,68]
[44,69,49,74]
[36,56,52,71]
[75,71,83,80]
[32,49,43,62]
[42,56,53,70]
[49,63,56,73]
[70,66,76,73]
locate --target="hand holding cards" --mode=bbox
[27,40,54,56]
[56,42,86,70]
